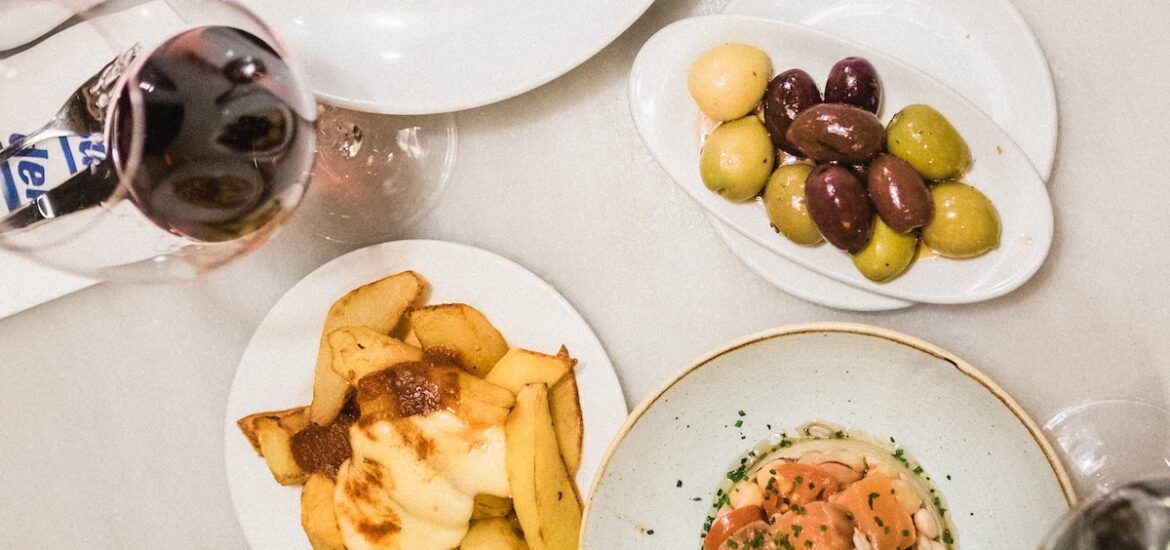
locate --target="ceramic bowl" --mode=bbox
[582,323,1073,549]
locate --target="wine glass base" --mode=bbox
[1044,399,1170,498]
[299,104,457,244]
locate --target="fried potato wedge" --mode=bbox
[461,371,518,411]
[253,417,308,486]
[237,406,309,455]
[460,374,517,427]
[505,384,581,550]
[309,271,427,425]
[403,329,421,348]
[485,348,576,395]
[301,473,345,550]
[461,517,530,550]
[472,494,514,520]
[410,303,508,377]
[549,374,584,479]
[328,326,424,385]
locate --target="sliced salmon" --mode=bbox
[769,501,854,550]
[718,519,774,550]
[705,505,766,550]
[757,462,840,516]
[829,473,916,550]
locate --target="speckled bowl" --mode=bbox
[581,323,1073,549]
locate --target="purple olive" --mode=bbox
[762,69,822,155]
[804,164,873,253]
[866,154,934,233]
[825,57,881,114]
[785,103,884,163]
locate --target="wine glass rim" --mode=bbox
[1044,399,1170,430]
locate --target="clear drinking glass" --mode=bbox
[0,0,317,280]
[1043,400,1170,498]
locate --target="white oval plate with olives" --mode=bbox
[629,14,1054,304]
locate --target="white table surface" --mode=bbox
[2,1,1168,547]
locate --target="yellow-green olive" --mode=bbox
[700,116,775,202]
[763,163,822,246]
[688,43,772,121]
[922,182,1000,258]
[852,217,918,282]
[886,104,971,181]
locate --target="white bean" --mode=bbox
[930,540,947,550]
[917,534,933,549]
[729,480,764,509]
[852,528,873,550]
[914,507,939,539]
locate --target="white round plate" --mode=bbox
[630,14,1054,305]
[244,0,655,114]
[224,239,628,550]
[713,0,1057,312]
[582,323,1075,549]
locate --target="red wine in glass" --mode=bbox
[114,25,315,243]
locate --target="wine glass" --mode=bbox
[0,0,317,280]
[298,104,457,244]
[1043,399,1170,498]
[1040,476,1170,549]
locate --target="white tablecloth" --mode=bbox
[1,1,1167,547]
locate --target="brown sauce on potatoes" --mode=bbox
[290,395,358,478]
[357,362,460,420]
[291,362,462,478]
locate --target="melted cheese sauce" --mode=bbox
[334,411,509,550]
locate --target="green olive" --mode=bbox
[886,104,971,181]
[700,116,775,202]
[763,163,822,245]
[687,43,772,121]
[922,182,1000,258]
[852,216,917,282]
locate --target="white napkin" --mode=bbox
[0,1,185,318]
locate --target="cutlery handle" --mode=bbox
[0,160,117,235]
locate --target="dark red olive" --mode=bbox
[762,69,822,155]
[785,103,884,163]
[866,154,933,233]
[804,164,873,253]
[825,57,881,114]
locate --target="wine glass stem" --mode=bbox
[0,123,71,166]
